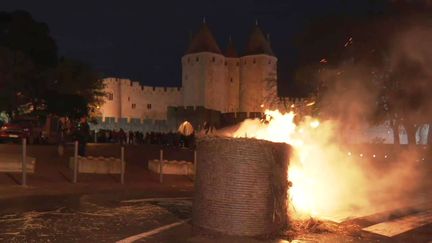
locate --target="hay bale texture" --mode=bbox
[193,137,290,237]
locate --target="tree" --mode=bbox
[0,10,58,115]
[48,58,105,117]
[291,1,432,144]
[45,91,89,119]
[0,10,57,68]
[0,47,36,116]
[0,11,105,120]
[381,26,432,144]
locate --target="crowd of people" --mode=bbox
[91,129,196,148]
[57,117,199,152]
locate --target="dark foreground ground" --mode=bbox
[0,192,430,243]
[0,144,430,242]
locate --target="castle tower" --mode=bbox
[225,37,240,112]
[239,24,278,112]
[182,21,228,112]
[100,77,122,120]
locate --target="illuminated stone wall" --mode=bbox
[239,54,278,112]
[226,57,240,112]
[100,51,279,126]
[99,77,182,121]
[182,52,229,112]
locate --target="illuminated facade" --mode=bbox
[99,22,278,122]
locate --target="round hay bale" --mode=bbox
[193,137,290,237]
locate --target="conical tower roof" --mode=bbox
[224,36,238,57]
[244,24,274,56]
[186,21,221,55]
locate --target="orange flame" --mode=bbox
[232,110,370,220]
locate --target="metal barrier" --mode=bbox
[21,138,27,186]
[159,149,164,183]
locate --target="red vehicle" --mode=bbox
[0,118,43,144]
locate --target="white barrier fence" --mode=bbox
[154,148,196,184]
[0,141,195,186]
[71,141,125,184]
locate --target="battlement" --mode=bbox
[90,116,174,133]
[103,77,182,94]
[167,106,206,112]
[167,106,221,129]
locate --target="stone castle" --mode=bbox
[94,22,402,143]
[99,21,278,122]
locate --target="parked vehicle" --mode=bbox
[0,118,43,144]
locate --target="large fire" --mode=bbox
[230,110,371,221]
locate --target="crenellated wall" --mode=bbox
[100,77,122,118]
[90,116,175,133]
[99,77,182,121]
[100,52,278,126]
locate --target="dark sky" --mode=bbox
[3,0,386,94]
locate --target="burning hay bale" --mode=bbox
[192,137,291,237]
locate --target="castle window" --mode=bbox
[107,93,113,100]
[164,87,167,91]
[230,78,233,83]
[128,97,130,101]
[224,61,227,66]
[187,57,190,63]
[236,62,239,66]
[253,59,256,64]
[196,57,199,62]
[212,57,215,62]
[147,104,152,110]
[132,103,136,109]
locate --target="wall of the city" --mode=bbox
[100,52,278,131]
[100,78,121,118]
[226,57,240,112]
[99,78,182,121]
[182,53,206,108]
[90,117,175,133]
[167,106,221,130]
[182,52,229,112]
[239,54,278,112]
[203,53,229,112]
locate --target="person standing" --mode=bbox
[128,130,134,144]
[77,116,90,156]
[57,117,66,156]
[119,129,126,145]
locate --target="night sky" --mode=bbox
[3,0,386,95]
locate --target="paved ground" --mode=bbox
[0,193,431,243]
[0,144,430,242]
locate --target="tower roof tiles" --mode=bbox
[244,25,274,56]
[224,36,238,58]
[186,22,222,55]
